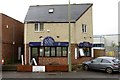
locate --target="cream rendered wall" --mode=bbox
[75,7,93,44]
[25,22,75,44]
[25,7,93,44]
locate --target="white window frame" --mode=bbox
[82,24,87,33]
[34,23,44,32]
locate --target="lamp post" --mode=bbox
[68,0,72,72]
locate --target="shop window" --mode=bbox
[51,47,56,56]
[39,47,44,56]
[45,47,50,56]
[31,46,68,57]
[83,48,90,56]
[56,47,62,56]
[79,48,85,56]
[62,47,67,56]
[79,48,91,57]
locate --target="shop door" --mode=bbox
[31,47,38,63]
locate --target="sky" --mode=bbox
[0,0,119,35]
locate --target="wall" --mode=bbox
[2,14,24,64]
[0,14,2,64]
[75,7,93,43]
[24,22,75,44]
[37,44,92,65]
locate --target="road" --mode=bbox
[2,70,120,79]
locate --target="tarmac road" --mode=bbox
[2,70,120,79]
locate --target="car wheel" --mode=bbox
[83,65,89,71]
[106,67,113,74]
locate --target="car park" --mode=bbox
[82,56,120,74]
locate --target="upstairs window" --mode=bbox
[40,23,44,31]
[82,24,87,33]
[34,23,44,32]
[35,23,39,32]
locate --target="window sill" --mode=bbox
[82,32,87,34]
[34,31,44,33]
[78,56,91,58]
[39,56,67,57]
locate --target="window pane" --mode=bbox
[82,24,84,32]
[102,59,110,63]
[40,23,44,31]
[51,47,55,56]
[79,49,85,56]
[112,59,119,63]
[32,47,38,59]
[82,24,87,33]
[62,47,67,56]
[83,48,90,56]
[57,47,61,56]
[45,47,50,56]
[35,23,38,31]
[39,47,44,56]
[93,58,102,63]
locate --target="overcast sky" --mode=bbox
[0,0,119,35]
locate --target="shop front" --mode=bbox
[78,42,93,57]
[29,37,93,66]
[29,36,69,65]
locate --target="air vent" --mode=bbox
[48,8,54,13]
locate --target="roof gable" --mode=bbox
[24,4,93,23]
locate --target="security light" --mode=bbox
[13,41,15,45]
[47,29,50,32]
[6,25,9,28]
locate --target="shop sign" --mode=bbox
[79,42,93,47]
[32,66,45,72]
[43,36,55,46]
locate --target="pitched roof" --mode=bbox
[24,4,93,23]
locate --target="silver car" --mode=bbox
[82,56,120,74]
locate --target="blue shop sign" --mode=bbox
[29,36,69,47]
[43,36,55,46]
[78,42,93,47]
[29,42,69,47]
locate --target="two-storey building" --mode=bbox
[24,4,93,65]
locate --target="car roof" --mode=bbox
[97,56,117,60]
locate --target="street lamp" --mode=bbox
[68,0,72,72]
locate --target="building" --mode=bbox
[93,35,105,58]
[24,4,93,65]
[93,34,120,58]
[0,13,24,64]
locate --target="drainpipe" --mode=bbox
[24,23,27,65]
